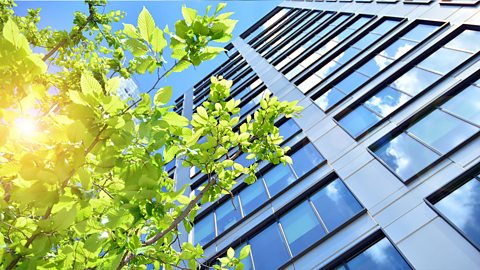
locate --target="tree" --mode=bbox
[0,1,302,269]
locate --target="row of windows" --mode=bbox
[244,8,291,45]
[295,17,403,94]
[313,21,441,112]
[205,176,366,270]
[251,9,302,49]
[370,77,480,182]
[193,139,326,246]
[337,27,480,139]
[283,15,374,80]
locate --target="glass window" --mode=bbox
[338,105,381,138]
[235,152,255,168]
[380,39,416,60]
[418,47,471,75]
[407,110,478,153]
[442,84,480,125]
[238,180,269,216]
[290,143,324,177]
[435,178,480,248]
[263,165,296,197]
[364,86,411,117]
[235,243,254,270]
[316,88,346,111]
[310,179,363,231]
[279,201,326,256]
[335,71,370,95]
[358,56,393,75]
[445,29,480,53]
[249,223,290,270]
[402,23,439,42]
[354,33,381,49]
[390,67,441,96]
[345,238,412,270]
[216,198,242,235]
[372,133,440,181]
[278,119,301,140]
[194,212,215,246]
[371,20,400,35]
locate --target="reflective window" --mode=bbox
[338,106,381,138]
[239,180,269,216]
[340,238,412,270]
[442,84,480,125]
[435,177,480,248]
[216,199,242,234]
[249,223,290,270]
[280,201,326,256]
[337,28,479,138]
[290,143,325,177]
[263,165,296,197]
[371,79,480,182]
[235,152,255,168]
[278,119,301,141]
[311,179,363,231]
[193,212,215,246]
[314,22,440,112]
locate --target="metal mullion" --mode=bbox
[277,221,294,258]
[438,107,480,129]
[360,103,388,119]
[404,130,444,156]
[308,198,330,234]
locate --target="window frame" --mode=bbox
[367,69,480,184]
[334,23,480,141]
[310,19,448,113]
[425,161,480,252]
[244,7,295,45]
[192,139,330,249]
[292,16,405,94]
[204,172,367,269]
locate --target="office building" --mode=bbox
[172,1,480,269]
[118,77,141,107]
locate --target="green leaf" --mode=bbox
[151,27,167,53]
[106,77,120,94]
[182,5,197,25]
[196,106,208,119]
[138,7,156,42]
[239,245,250,260]
[174,20,189,39]
[171,60,191,73]
[215,3,227,13]
[227,247,235,259]
[3,19,28,51]
[123,23,140,38]
[80,72,102,95]
[154,86,172,106]
[163,112,189,127]
[124,38,148,57]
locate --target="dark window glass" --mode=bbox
[372,133,440,180]
[407,110,478,153]
[364,86,411,117]
[442,84,480,125]
[278,119,301,140]
[310,179,363,231]
[345,238,412,270]
[435,178,480,248]
[279,201,326,256]
[290,143,324,177]
[194,212,215,246]
[216,198,242,234]
[338,106,381,138]
[402,24,439,42]
[316,88,346,111]
[238,180,269,216]
[418,47,471,75]
[249,223,290,270]
[263,165,296,197]
[390,67,441,96]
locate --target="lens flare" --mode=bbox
[14,117,38,137]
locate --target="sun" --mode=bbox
[14,117,38,137]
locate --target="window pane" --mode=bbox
[235,152,255,168]
[379,39,416,60]
[234,243,254,270]
[239,180,269,216]
[371,20,400,35]
[316,88,346,111]
[194,212,215,246]
[280,201,326,256]
[390,67,441,96]
[338,105,382,138]
[335,71,370,95]
[311,179,363,231]
[436,178,480,248]
[358,56,393,75]
[346,238,412,270]
[263,165,296,197]
[408,110,478,153]
[336,47,362,65]
[354,33,381,49]
[372,133,440,181]
[279,119,300,141]
[216,198,243,235]
[364,86,410,117]
[418,47,471,75]
[402,24,439,42]
[442,85,480,125]
[250,223,290,270]
[445,29,480,53]
[290,143,324,177]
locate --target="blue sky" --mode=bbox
[14,1,280,102]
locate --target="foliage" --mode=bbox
[0,0,302,269]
